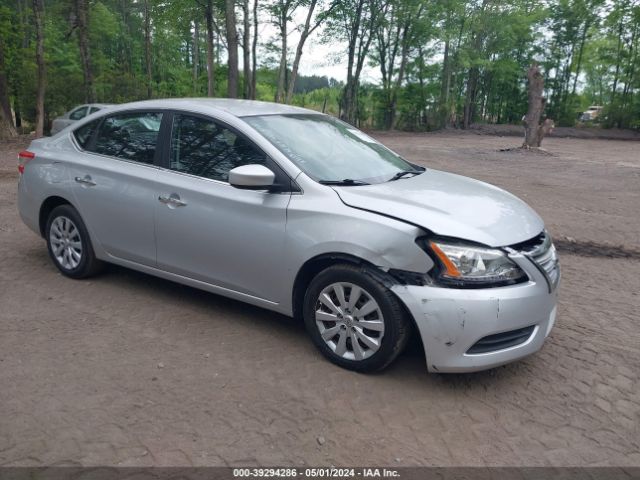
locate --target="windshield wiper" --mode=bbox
[388,169,423,182]
[319,179,370,186]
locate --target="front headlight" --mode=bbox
[427,240,527,287]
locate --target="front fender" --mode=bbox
[279,191,434,315]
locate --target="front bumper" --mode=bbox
[392,254,559,373]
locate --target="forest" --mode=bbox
[0,0,639,137]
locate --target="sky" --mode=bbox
[252,9,381,84]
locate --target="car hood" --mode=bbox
[334,169,544,247]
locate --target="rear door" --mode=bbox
[68,110,164,266]
[153,111,292,303]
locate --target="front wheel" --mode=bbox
[303,263,410,372]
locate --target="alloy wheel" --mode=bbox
[315,282,385,361]
[49,216,83,270]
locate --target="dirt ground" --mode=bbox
[0,131,638,467]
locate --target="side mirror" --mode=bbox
[228,164,276,190]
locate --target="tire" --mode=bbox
[303,263,410,372]
[45,204,104,279]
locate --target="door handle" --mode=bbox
[75,175,96,186]
[158,194,187,207]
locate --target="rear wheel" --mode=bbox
[45,204,103,279]
[303,263,409,372]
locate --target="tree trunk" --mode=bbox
[0,36,17,138]
[340,0,364,124]
[462,66,478,129]
[0,107,15,139]
[193,20,199,94]
[439,4,452,116]
[622,23,638,111]
[251,0,258,99]
[276,18,287,103]
[389,15,413,130]
[205,0,215,97]
[522,64,554,149]
[74,0,96,103]
[242,0,251,99]
[571,21,589,96]
[119,0,133,73]
[225,0,238,98]
[440,37,450,103]
[285,0,318,104]
[611,15,624,104]
[32,0,46,137]
[143,0,152,98]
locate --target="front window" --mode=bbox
[170,114,268,182]
[242,114,418,184]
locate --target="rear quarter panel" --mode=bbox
[17,135,100,249]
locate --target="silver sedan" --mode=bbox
[17,99,559,373]
[50,103,114,135]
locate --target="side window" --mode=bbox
[73,119,100,149]
[91,112,163,164]
[69,107,88,120]
[170,114,268,182]
[89,107,101,114]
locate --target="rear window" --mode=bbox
[69,107,88,120]
[73,119,100,149]
[90,112,163,164]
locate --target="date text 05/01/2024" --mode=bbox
[232,468,400,478]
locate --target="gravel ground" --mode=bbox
[0,131,638,467]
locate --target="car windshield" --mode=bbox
[242,114,420,184]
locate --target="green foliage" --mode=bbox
[1,0,638,132]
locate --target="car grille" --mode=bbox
[466,325,536,354]
[511,231,560,290]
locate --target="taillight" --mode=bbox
[18,150,35,174]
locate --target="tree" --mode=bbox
[0,32,17,138]
[251,0,258,98]
[545,0,605,125]
[285,0,336,103]
[241,0,251,98]
[193,20,200,94]
[326,0,381,124]
[372,0,427,129]
[32,0,45,137]
[1,0,637,133]
[143,0,152,98]
[72,0,95,103]
[461,0,491,129]
[269,0,296,103]
[205,0,215,96]
[225,0,239,97]
[522,63,554,148]
[593,0,640,128]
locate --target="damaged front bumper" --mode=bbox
[391,255,559,373]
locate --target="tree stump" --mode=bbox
[522,63,554,149]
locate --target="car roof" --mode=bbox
[76,103,115,109]
[100,98,318,118]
